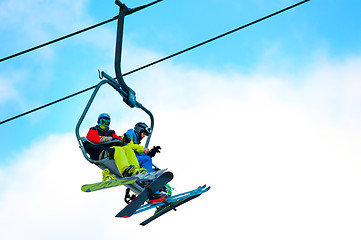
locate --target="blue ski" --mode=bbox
[139,185,211,226]
[134,185,210,215]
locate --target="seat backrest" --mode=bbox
[80,137,113,160]
[82,139,106,160]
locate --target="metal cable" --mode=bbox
[0,0,310,125]
[0,16,118,63]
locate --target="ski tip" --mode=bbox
[81,186,90,192]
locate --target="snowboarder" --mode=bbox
[124,122,169,201]
[124,122,161,173]
[86,113,146,179]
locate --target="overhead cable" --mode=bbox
[0,0,310,125]
[0,16,118,63]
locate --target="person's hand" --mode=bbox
[99,136,113,143]
[147,146,161,157]
[144,148,150,154]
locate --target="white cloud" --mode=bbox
[299,57,361,128]
[1,0,360,237]
[0,0,95,110]
[0,0,89,41]
[1,54,361,239]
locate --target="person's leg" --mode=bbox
[111,146,132,174]
[122,145,141,169]
[137,155,154,173]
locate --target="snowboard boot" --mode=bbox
[133,168,147,176]
[122,165,136,177]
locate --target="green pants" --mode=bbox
[111,145,140,174]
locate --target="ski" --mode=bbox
[134,185,210,215]
[115,171,174,218]
[81,169,167,192]
[140,185,210,226]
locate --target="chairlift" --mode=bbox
[75,0,160,194]
[75,2,210,224]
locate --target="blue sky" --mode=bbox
[1,0,361,239]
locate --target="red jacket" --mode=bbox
[86,126,122,144]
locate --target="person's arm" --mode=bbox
[86,129,102,144]
[127,140,146,153]
[112,133,122,140]
[86,129,112,143]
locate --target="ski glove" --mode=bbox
[112,133,131,147]
[99,136,113,143]
[147,146,161,158]
[122,133,131,144]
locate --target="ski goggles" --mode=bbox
[143,127,151,135]
[99,118,110,125]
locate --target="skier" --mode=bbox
[86,113,146,179]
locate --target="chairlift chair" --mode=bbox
[75,1,161,195]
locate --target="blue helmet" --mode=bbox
[97,113,111,128]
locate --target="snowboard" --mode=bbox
[115,171,174,218]
[81,169,167,192]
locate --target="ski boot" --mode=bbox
[148,183,171,204]
[152,184,173,213]
[149,193,167,204]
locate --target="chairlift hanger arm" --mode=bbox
[114,2,129,91]
[100,71,154,148]
[76,1,159,154]
[75,78,123,142]
[114,0,164,108]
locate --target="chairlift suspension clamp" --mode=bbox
[124,88,136,108]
